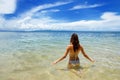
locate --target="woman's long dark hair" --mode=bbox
[70,33,80,52]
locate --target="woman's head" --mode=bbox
[70,33,80,52]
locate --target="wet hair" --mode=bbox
[70,33,80,52]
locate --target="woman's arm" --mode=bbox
[52,46,69,65]
[81,46,94,62]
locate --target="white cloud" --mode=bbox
[0,0,16,14]
[40,9,60,14]
[19,12,120,31]
[21,1,72,18]
[50,12,120,31]
[70,4,103,10]
[17,1,72,28]
[101,12,120,20]
[0,15,5,29]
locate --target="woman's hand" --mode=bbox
[52,60,57,65]
[91,59,95,63]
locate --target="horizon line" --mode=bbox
[0,30,120,32]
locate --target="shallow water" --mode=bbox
[0,31,120,80]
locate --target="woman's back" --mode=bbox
[68,44,81,60]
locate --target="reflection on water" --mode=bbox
[0,31,120,80]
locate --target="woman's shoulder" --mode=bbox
[79,45,84,50]
[66,44,73,49]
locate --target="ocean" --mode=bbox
[0,31,120,80]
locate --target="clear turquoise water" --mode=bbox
[0,31,120,80]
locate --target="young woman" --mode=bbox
[52,33,94,69]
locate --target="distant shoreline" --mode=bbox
[0,30,120,33]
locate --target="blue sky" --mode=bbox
[0,0,120,31]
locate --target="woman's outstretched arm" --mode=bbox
[52,46,69,65]
[81,46,94,62]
